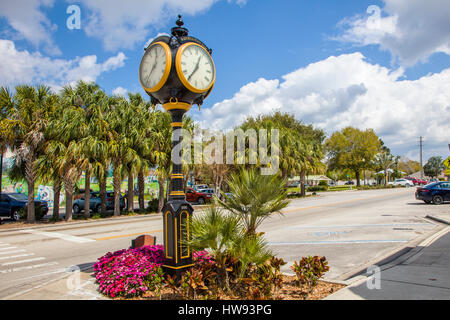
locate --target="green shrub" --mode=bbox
[18,204,47,221]
[146,198,158,213]
[290,256,330,292]
[318,180,328,186]
[306,186,328,192]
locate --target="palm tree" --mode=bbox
[218,168,290,236]
[0,87,15,196]
[189,204,243,290]
[374,151,395,185]
[149,110,172,213]
[127,93,154,211]
[35,93,64,220]
[1,85,53,222]
[107,97,141,216]
[62,81,107,218]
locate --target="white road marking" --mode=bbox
[0,247,17,251]
[20,229,95,243]
[269,239,409,245]
[0,249,26,255]
[12,268,66,281]
[0,253,35,261]
[0,262,58,274]
[286,223,433,230]
[1,257,46,266]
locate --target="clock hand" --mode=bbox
[146,61,157,85]
[188,56,202,81]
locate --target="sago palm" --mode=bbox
[218,168,290,236]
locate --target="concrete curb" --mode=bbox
[426,214,450,225]
[323,225,450,300]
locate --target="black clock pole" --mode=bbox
[160,102,194,278]
[139,15,215,279]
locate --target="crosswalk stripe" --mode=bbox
[1,257,46,266]
[0,244,11,247]
[0,253,35,261]
[0,247,17,251]
[0,250,26,255]
[20,229,95,243]
[0,262,58,274]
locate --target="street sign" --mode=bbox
[444,157,450,169]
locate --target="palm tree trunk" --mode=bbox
[99,174,107,214]
[52,179,61,221]
[84,168,91,218]
[25,153,36,222]
[355,170,361,187]
[127,172,133,213]
[64,178,74,222]
[300,171,306,196]
[26,178,35,222]
[0,152,3,196]
[157,176,165,213]
[138,170,145,211]
[113,167,121,216]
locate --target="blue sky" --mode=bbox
[1,0,449,163]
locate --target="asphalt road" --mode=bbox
[0,187,447,299]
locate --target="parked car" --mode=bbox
[193,185,209,191]
[417,178,428,186]
[344,181,354,185]
[185,188,212,204]
[388,179,414,187]
[287,181,300,188]
[198,188,215,195]
[428,178,439,183]
[72,191,125,214]
[415,181,450,205]
[0,193,49,221]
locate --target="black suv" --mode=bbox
[0,193,49,221]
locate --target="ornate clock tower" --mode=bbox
[138,16,215,277]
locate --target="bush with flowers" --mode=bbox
[93,245,214,298]
[93,245,165,298]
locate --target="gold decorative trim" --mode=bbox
[175,42,216,94]
[162,102,192,112]
[180,211,190,259]
[164,211,172,259]
[162,264,195,270]
[170,122,183,127]
[139,42,172,93]
[171,174,184,178]
[170,191,185,196]
[175,217,178,264]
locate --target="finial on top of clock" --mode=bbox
[171,14,189,37]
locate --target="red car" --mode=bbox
[405,177,428,186]
[185,188,212,204]
[417,179,428,186]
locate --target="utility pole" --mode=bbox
[419,136,423,179]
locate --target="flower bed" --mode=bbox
[94,247,344,300]
[93,245,165,298]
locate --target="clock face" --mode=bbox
[178,43,215,92]
[139,42,171,92]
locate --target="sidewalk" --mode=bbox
[5,266,108,300]
[326,225,450,300]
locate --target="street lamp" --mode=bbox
[139,15,215,278]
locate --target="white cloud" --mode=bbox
[112,86,128,97]
[73,0,245,51]
[200,52,450,160]
[0,0,60,55]
[334,0,450,66]
[0,39,126,91]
